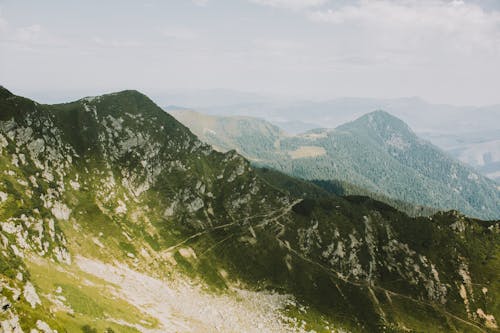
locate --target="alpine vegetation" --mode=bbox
[0,87,498,332]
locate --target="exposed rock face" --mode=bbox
[23,282,41,309]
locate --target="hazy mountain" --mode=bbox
[1,87,498,332]
[454,140,500,182]
[164,92,500,180]
[155,89,277,111]
[170,109,285,160]
[421,130,500,183]
[172,109,500,220]
[271,120,320,135]
[162,92,500,133]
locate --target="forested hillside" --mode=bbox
[173,109,500,219]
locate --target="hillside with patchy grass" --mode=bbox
[0,86,499,332]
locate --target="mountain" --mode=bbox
[0,87,499,332]
[170,109,285,161]
[162,92,500,134]
[164,93,500,182]
[420,130,500,183]
[172,109,500,220]
[453,139,500,183]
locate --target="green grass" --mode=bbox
[26,258,158,333]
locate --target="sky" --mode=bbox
[1,0,500,105]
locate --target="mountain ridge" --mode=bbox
[171,108,500,220]
[0,88,498,332]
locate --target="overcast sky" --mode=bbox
[1,0,500,105]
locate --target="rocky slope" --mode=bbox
[0,87,499,332]
[171,109,500,220]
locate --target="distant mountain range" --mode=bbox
[420,130,500,183]
[160,91,500,132]
[172,109,500,220]
[2,86,499,332]
[163,92,500,183]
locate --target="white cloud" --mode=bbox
[15,24,42,42]
[0,22,49,46]
[161,27,198,40]
[250,0,328,10]
[0,12,62,48]
[308,0,500,52]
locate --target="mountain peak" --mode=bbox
[366,109,395,118]
[0,85,14,99]
[108,89,148,98]
[75,89,174,121]
[339,109,414,138]
[80,89,150,103]
[363,110,407,125]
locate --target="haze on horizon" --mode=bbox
[1,0,500,106]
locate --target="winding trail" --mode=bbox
[280,238,488,333]
[159,197,488,333]
[161,199,302,254]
